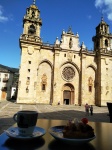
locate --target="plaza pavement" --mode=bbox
[0,100,110,134]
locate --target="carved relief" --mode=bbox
[27,46,34,55]
[41,74,47,91]
[67,52,73,61]
[41,74,47,84]
[26,81,30,85]
[88,77,93,86]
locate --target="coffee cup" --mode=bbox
[13,110,38,136]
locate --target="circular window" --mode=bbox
[62,67,75,81]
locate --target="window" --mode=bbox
[28,69,30,72]
[26,86,29,93]
[42,84,46,91]
[96,41,99,48]
[27,77,30,80]
[4,74,8,78]
[89,86,92,92]
[26,77,30,85]
[28,61,31,64]
[64,54,66,57]
[105,39,108,47]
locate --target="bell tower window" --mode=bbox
[32,11,35,18]
[28,24,36,35]
[105,39,108,47]
[96,41,99,48]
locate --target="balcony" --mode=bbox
[1,87,7,91]
[2,78,8,82]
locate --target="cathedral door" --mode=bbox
[63,91,70,105]
[62,84,74,105]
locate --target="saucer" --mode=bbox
[5,126,46,140]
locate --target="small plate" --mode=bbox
[5,126,46,140]
[49,125,96,145]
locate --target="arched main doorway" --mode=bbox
[62,83,75,105]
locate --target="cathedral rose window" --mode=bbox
[62,67,75,81]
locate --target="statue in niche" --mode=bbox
[67,51,73,61]
[41,74,47,84]
[41,74,47,91]
[88,77,93,86]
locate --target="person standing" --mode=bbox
[85,103,90,116]
[90,105,93,115]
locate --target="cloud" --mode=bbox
[95,0,112,21]
[0,5,8,22]
[87,15,92,19]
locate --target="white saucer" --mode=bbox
[5,126,46,140]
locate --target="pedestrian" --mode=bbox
[58,101,60,105]
[90,105,93,115]
[85,103,90,116]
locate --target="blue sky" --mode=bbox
[0,0,112,68]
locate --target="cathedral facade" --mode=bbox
[17,1,112,106]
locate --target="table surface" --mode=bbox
[0,119,112,150]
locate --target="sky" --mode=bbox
[0,0,112,68]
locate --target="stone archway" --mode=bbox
[62,83,74,105]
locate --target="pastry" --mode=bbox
[63,118,95,139]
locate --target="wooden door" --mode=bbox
[1,91,6,100]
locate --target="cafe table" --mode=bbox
[0,119,112,150]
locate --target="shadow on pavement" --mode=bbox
[0,117,15,134]
[38,110,110,123]
[0,109,110,134]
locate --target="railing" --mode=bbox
[42,43,54,47]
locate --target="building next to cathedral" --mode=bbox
[17,1,112,106]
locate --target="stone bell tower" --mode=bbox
[17,0,43,103]
[92,17,112,106]
[92,17,111,52]
[22,0,42,38]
